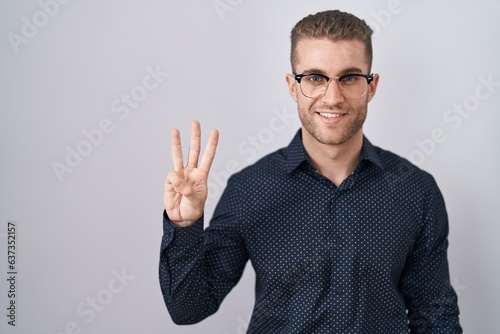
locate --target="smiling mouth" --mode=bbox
[318,112,344,118]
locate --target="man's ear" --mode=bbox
[367,73,380,103]
[286,73,298,102]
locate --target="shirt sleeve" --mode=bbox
[400,177,463,333]
[158,176,249,325]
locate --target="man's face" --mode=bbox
[286,38,379,147]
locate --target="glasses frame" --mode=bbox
[293,73,374,99]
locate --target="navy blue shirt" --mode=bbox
[159,130,462,333]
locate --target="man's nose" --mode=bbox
[321,79,345,104]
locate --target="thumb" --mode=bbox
[166,171,195,198]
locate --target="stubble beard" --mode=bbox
[298,102,368,146]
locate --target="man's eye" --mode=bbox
[340,75,357,83]
[308,75,326,84]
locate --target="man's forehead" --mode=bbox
[294,38,369,72]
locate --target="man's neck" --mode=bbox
[302,129,363,187]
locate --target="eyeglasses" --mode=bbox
[294,73,374,99]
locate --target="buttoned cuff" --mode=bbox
[161,211,204,251]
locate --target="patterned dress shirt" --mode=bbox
[159,130,462,333]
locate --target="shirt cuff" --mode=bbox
[161,211,204,251]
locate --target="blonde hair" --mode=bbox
[290,10,374,72]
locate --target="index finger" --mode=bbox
[171,128,184,172]
[199,129,219,174]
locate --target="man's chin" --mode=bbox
[306,126,363,147]
[308,130,348,146]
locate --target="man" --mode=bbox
[160,10,462,333]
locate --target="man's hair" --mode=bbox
[290,10,374,72]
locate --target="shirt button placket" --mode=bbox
[329,191,344,297]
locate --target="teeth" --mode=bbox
[319,112,342,118]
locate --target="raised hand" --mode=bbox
[164,121,219,227]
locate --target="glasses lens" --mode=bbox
[299,74,328,99]
[338,75,368,98]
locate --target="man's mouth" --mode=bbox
[318,112,344,118]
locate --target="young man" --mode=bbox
[160,10,462,333]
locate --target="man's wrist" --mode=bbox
[164,210,203,228]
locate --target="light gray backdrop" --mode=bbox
[1,1,499,333]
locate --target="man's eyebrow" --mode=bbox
[338,67,365,75]
[300,68,328,75]
[299,67,366,76]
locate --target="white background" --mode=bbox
[1,1,499,333]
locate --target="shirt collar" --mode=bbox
[360,135,384,170]
[283,129,385,174]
